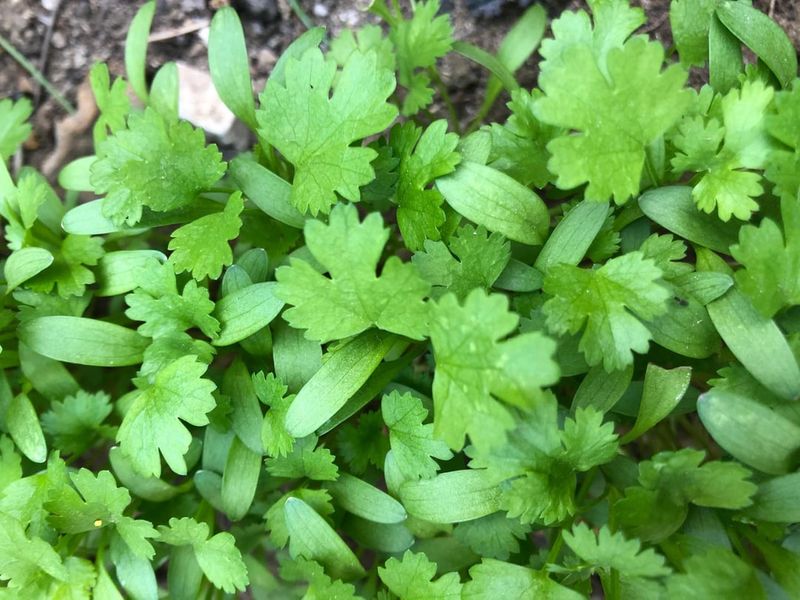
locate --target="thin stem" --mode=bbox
[427,67,461,134]
[287,0,315,30]
[0,31,75,114]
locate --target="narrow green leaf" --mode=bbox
[57,155,96,192]
[213,282,284,346]
[534,201,609,273]
[572,364,633,413]
[221,437,261,521]
[638,186,740,253]
[4,247,54,292]
[96,250,167,297]
[328,473,407,524]
[194,470,225,512]
[452,41,519,93]
[209,7,257,130]
[493,259,543,293]
[318,351,414,435]
[19,316,149,367]
[346,516,415,554]
[698,388,800,474]
[747,472,800,523]
[716,0,797,88]
[437,161,549,245]
[709,13,743,94]
[284,497,366,580]
[707,288,800,400]
[222,359,263,454]
[285,331,396,438]
[125,0,155,102]
[272,318,323,394]
[645,293,721,359]
[399,469,503,523]
[673,271,734,305]
[18,342,79,401]
[62,197,220,235]
[149,62,178,119]
[623,365,692,442]
[229,156,304,228]
[7,393,46,463]
[109,447,189,502]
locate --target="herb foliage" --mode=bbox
[1,0,800,598]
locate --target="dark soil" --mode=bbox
[0,0,797,176]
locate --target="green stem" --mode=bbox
[286,0,315,30]
[427,67,461,134]
[546,529,564,564]
[0,31,75,114]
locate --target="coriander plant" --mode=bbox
[1,0,800,598]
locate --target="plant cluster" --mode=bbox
[1,0,800,598]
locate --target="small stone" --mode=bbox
[312,3,329,17]
[51,31,66,49]
[256,48,277,70]
[197,26,210,47]
[176,62,236,138]
[40,0,58,11]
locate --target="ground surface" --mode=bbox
[0,0,797,175]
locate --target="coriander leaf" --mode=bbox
[666,548,765,599]
[389,0,454,116]
[89,62,131,144]
[412,224,510,300]
[125,258,219,340]
[330,25,395,73]
[543,251,670,371]
[257,47,397,215]
[336,410,389,475]
[765,81,800,202]
[158,516,248,594]
[563,523,671,578]
[638,234,693,280]
[0,513,67,592]
[468,395,617,525]
[276,203,429,342]
[28,234,104,298]
[672,80,774,221]
[253,371,295,457]
[390,119,460,250]
[46,469,157,559]
[280,556,364,599]
[0,97,32,160]
[381,391,452,480]
[539,0,645,76]
[730,199,800,317]
[138,331,215,384]
[265,435,339,481]
[613,449,757,542]
[487,89,558,188]
[378,550,462,599]
[41,390,114,455]
[266,488,334,548]
[91,107,226,226]
[453,512,529,560]
[168,192,243,280]
[464,560,583,600]
[560,408,619,471]
[431,289,559,451]
[535,36,690,203]
[637,449,756,509]
[117,356,217,477]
